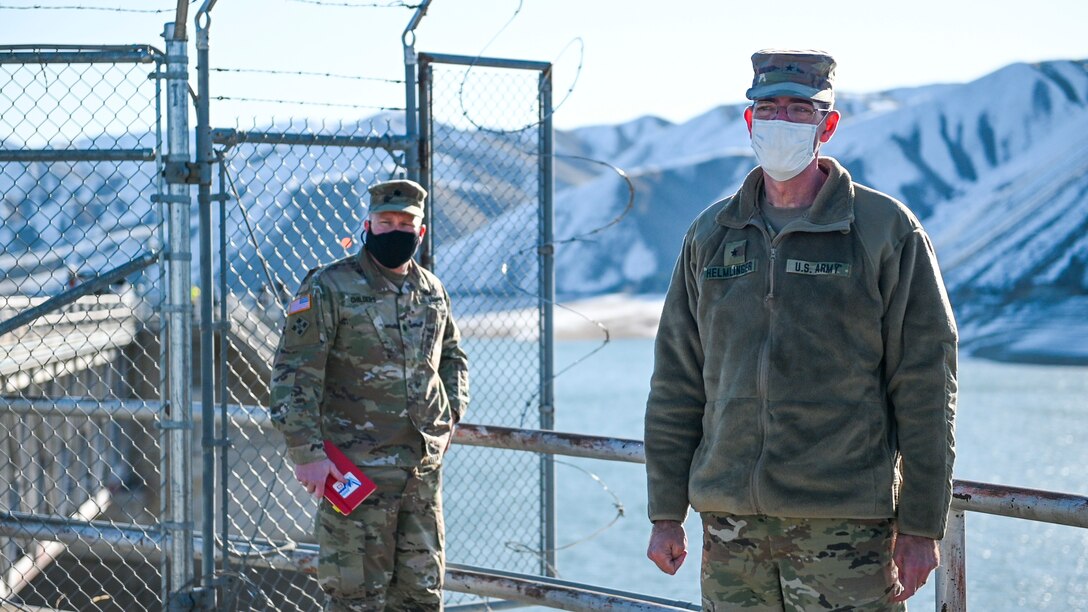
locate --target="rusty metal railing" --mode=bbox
[455,424,1088,612]
[1,415,1084,610]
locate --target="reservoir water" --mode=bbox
[533,338,1088,611]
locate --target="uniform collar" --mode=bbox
[354,249,436,294]
[716,156,856,230]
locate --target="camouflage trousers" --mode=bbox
[700,513,904,611]
[315,464,445,611]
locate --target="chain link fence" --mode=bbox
[0,45,168,610]
[206,53,554,607]
[209,118,407,611]
[0,16,557,612]
[420,54,555,607]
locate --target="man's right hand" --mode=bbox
[647,520,688,575]
[294,458,345,499]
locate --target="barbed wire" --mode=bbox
[453,0,584,135]
[211,66,404,84]
[0,0,194,12]
[459,36,584,136]
[214,95,404,112]
[506,153,637,429]
[550,154,636,244]
[465,0,523,60]
[504,459,626,577]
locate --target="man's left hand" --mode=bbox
[891,533,940,602]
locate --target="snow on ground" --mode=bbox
[458,293,665,341]
[462,293,1088,365]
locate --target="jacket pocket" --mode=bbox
[363,305,400,360]
[418,297,447,363]
[762,400,894,513]
[687,397,762,513]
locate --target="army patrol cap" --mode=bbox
[746,49,836,103]
[368,179,427,218]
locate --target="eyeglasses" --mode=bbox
[751,101,829,123]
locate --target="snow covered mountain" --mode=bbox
[542,59,1088,363]
[2,59,1086,362]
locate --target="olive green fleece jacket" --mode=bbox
[644,157,958,539]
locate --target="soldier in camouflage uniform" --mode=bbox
[270,179,470,611]
[644,50,958,610]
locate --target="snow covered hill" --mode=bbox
[3,59,1086,362]
[539,59,1088,362]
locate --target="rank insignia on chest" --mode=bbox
[287,294,312,315]
[723,240,747,266]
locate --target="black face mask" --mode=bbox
[364,228,420,269]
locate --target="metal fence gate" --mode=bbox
[0,43,172,610]
[198,54,555,610]
[0,9,558,611]
[419,51,555,607]
[207,121,414,611]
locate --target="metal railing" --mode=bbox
[455,423,1088,612]
[4,410,1083,610]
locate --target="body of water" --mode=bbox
[534,338,1088,611]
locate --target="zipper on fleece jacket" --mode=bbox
[746,218,852,513]
[750,227,776,514]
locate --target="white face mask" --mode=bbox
[750,118,819,182]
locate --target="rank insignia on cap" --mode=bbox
[287,295,312,315]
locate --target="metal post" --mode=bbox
[217,154,233,606]
[401,0,430,182]
[153,46,170,610]
[538,65,556,577]
[162,22,196,610]
[417,58,434,270]
[936,510,967,611]
[194,9,217,607]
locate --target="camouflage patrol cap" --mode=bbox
[746,49,836,103]
[367,179,427,217]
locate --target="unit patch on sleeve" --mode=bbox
[290,317,311,336]
[287,294,312,315]
[283,291,320,348]
[785,259,851,277]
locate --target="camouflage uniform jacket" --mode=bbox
[645,157,958,539]
[270,250,470,468]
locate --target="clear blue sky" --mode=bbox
[1,0,1086,130]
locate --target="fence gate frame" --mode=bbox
[417,51,557,579]
[0,31,204,611]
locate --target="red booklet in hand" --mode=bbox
[322,440,377,515]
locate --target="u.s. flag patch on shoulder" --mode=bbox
[287,294,312,315]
